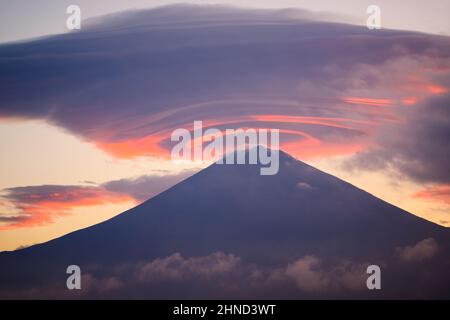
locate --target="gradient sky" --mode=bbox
[1,2,450,251]
[1,0,450,43]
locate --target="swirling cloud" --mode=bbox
[0,5,449,166]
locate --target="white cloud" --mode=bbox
[284,255,368,292]
[135,252,241,281]
[396,238,438,262]
[285,255,326,291]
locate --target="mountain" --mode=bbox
[0,149,449,299]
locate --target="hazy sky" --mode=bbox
[1,0,450,43]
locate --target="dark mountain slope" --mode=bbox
[0,150,449,298]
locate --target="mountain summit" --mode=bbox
[0,149,449,299]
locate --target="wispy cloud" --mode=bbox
[0,170,195,229]
[0,185,134,230]
[1,5,448,165]
[413,184,450,204]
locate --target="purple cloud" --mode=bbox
[0,5,448,164]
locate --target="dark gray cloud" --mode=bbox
[345,91,450,184]
[0,216,21,223]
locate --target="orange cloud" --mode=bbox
[250,114,375,130]
[401,97,418,106]
[201,116,371,160]
[401,73,449,97]
[281,138,366,160]
[92,113,375,161]
[341,97,393,107]
[0,186,135,230]
[427,85,448,95]
[95,132,169,159]
[413,185,450,205]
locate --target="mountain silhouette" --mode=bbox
[0,149,449,299]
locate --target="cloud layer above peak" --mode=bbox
[1,5,449,182]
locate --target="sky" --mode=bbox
[0,1,450,251]
[1,0,450,43]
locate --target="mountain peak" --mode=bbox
[0,148,448,299]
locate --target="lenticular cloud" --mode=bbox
[0,4,449,174]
